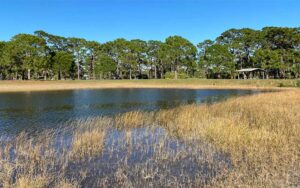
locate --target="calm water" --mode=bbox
[0,88,261,186]
[0,89,259,136]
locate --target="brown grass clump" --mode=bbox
[71,128,106,161]
[115,111,154,129]
[0,131,81,188]
[14,176,49,188]
[54,179,79,188]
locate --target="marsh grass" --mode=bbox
[0,89,299,187]
[155,90,300,187]
[115,111,154,129]
[71,127,106,161]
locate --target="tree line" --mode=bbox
[0,27,299,80]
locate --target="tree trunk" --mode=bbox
[148,70,151,79]
[58,69,62,80]
[139,64,142,78]
[160,66,164,79]
[174,70,178,79]
[276,69,280,79]
[92,59,95,80]
[90,56,95,80]
[240,55,243,69]
[117,66,123,79]
[27,69,31,80]
[154,66,157,79]
[174,60,179,80]
[116,66,119,79]
[77,64,80,80]
[129,68,132,80]
[174,65,178,80]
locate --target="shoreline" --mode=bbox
[0,79,298,93]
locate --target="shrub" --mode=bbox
[164,71,189,79]
[296,80,300,87]
[278,82,285,87]
[193,70,206,78]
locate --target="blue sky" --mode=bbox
[1,0,299,44]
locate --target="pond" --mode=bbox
[0,88,262,186]
[0,88,259,136]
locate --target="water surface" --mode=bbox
[0,89,259,136]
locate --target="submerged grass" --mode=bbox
[0,89,299,187]
[71,127,106,161]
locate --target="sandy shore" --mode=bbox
[0,79,297,93]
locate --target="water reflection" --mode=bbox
[0,89,259,136]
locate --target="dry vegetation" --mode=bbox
[0,79,299,93]
[156,90,300,187]
[71,126,106,161]
[0,89,299,187]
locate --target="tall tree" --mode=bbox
[197,40,214,77]
[253,49,283,78]
[9,34,47,80]
[147,40,163,79]
[129,39,147,78]
[200,44,235,78]
[0,41,7,79]
[94,53,117,79]
[86,41,101,80]
[165,36,197,79]
[53,51,73,80]
[217,28,261,69]
[259,27,300,77]
[102,39,128,79]
[34,30,69,51]
[68,38,87,80]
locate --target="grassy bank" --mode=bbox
[156,89,300,186]
[0,89,299,187]
[0,79,299,93]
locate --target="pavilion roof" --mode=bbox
[237,68,265,72]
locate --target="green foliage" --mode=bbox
[199,43,235,78]
[296,80,300,87]
[53,51,73,79]
[4,34,48,79]
[165,36,197,79]
[253,49,282,69]
[0,27,300,80]
[94,53,117,79]
[193,70,206,78]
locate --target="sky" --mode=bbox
[1,0,299,44]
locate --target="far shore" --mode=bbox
[0,79,299,93]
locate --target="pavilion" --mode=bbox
[237,68,266,79]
